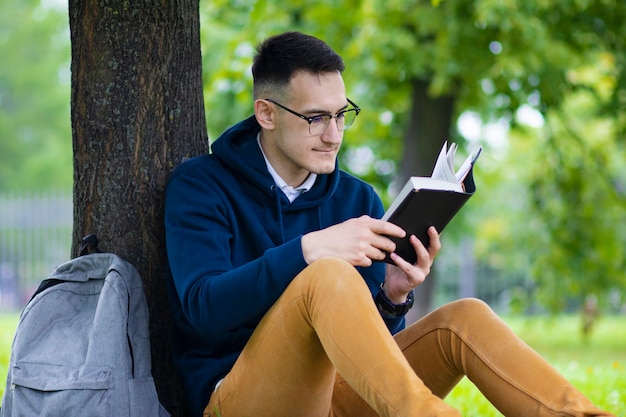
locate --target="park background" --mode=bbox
[0,0,624,415]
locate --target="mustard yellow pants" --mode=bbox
[204,258,614,417]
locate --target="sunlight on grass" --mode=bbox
[0,313,624,414]
[0,313,19,403]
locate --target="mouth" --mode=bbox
[313,147,338,154]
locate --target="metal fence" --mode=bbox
[0,191,73,310]
[435,240,535,314]
[0,191,525,313]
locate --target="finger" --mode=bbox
[369,218,406,238]
[368,247,389,262]
[369,233,398,256]
[389,251,413,272]
[389,253,425,289]
[409,234,430,265]
[363,235,396,261]
[427,226,441,257]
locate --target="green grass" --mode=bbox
[0,313,624,414]
[0,313,19,403]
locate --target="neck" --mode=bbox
[258,131,310,187]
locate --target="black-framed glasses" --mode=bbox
[265,98,361,135]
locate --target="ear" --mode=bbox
[254,99,276,130]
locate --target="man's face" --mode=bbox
[261,70,348,187]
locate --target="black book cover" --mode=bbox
[383,169,476,265]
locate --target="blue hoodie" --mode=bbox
[164,116,405,416]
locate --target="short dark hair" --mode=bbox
[252,32,345,99]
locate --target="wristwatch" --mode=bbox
[375,283,414,318]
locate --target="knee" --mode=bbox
[434,298,497,325]
[450,298,493,315]
[295,257,367,295]
[309,256,355,272]
[306,257,361,284]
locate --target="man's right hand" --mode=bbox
[301,215,406,267]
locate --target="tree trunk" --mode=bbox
[399,78,455,322]
[69,1,207,415]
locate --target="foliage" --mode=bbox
[4,0,624,313]
[471,54,626,312]
[197,0,626,313]
[199,0,403,192]
[0,0,72,192]
[529,73,626,310]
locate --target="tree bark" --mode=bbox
[399,78,455,322]
[69,1,207,415]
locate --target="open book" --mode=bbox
[382,142,482,264]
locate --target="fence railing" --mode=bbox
[0,191,527,313]
[0,191,73,310]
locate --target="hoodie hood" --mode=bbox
[210,115,341,211]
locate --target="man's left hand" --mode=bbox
[383,226,441,304]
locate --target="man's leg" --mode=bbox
[204,257,460,417]
[394,298,614,416]
[333,298,614,417]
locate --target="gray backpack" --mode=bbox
[1,252,170,417]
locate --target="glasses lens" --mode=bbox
[342,109,357,130]
[309,115,331,135]
[308,109,359,135]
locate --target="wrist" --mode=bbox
[383,284,409,304]
[301,233,318,264]
[375,283,414,318]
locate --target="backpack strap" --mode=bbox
[29,234,102,302]
[79,233,102,256]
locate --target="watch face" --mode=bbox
[405,290,415,309]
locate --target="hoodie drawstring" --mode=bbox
[271,185,286,243]
[316,205,323,231]
[271,184,325,243]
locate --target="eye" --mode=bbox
[309,115,329,124]
[336,111,347,120]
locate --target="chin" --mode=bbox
[312,163,336,175]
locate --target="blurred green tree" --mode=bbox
[198,0,626,315]
[0,0,72,192]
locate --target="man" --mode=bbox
[164,31,614,417]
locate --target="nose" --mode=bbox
[321,117,342,143]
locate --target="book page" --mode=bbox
[431,142,457,182]
[455,147,482,182]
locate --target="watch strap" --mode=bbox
[375,283,414,318]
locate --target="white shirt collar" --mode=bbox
[257,133,317,203]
